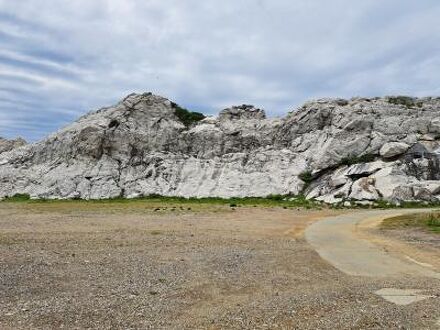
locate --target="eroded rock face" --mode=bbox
[218,105,266,121]
[0,93,439,203]
[0,137,26,154]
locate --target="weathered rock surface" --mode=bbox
[0,93,439,203]
[380,142,409,158]
[0,137,26,154]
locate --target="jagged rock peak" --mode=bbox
[78,92,176,122]
[293,95,440,111]
[219,104,266,121]
[121,92,172,109]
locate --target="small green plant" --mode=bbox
[171,102,205,127]
[339,154,376,166]
[298,171,313,184]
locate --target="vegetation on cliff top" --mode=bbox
[171,102,205,127]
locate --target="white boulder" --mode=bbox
[379,142,410,159]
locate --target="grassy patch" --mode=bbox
[381,212,440,234]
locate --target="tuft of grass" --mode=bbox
[339,154,376,166]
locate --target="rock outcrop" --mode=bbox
[0,137,26,155]
[0,93,439,203]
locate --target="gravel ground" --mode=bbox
[0,202,439,329]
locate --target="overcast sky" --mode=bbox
[0,0,439,141]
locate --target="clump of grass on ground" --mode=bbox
[381,212,440,234]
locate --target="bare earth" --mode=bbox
[0,202,439,329]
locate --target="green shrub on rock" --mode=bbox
[171,102,205,127]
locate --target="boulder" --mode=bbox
[379,142,409,159]
[349,178,380,200]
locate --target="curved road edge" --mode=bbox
[305,209,440,279]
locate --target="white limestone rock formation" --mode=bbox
[0,93,439,203]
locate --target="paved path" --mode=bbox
[305,209,440,279]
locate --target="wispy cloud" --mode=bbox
[0,0,439,141]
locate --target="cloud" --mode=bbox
[0,0,439,141]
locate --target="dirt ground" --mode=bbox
[0,202,439,329]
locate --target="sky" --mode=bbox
[0,1,439,141]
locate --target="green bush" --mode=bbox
[171,102,205,127]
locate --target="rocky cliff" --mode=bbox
[1,93,439,203]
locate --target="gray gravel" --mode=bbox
[0,203,439,329]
